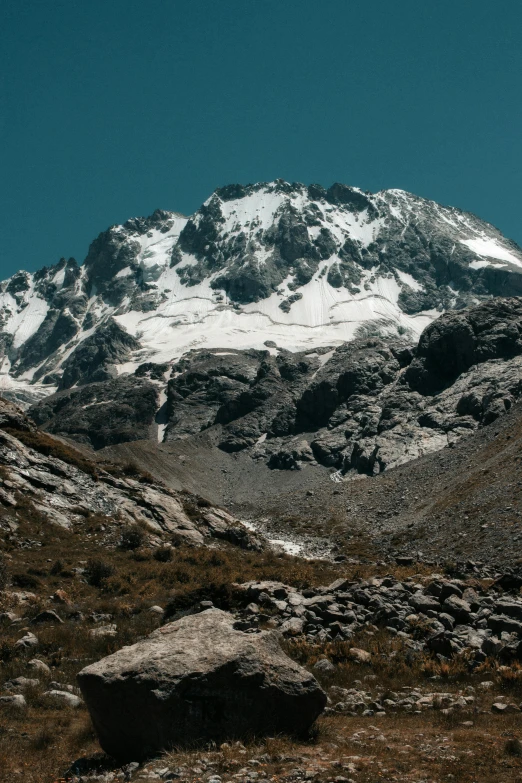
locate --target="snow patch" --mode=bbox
[396,270,424,292]
[156,387,168,443]
[460,238,522,268]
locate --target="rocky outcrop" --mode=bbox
[0,397,35,432]
[0,399,260,548]
[29,377,159,449]
[405,297,522,393]
[77,608,326,760]
[57,319,141,390]
[160,297,522,474]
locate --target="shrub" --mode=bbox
[84,559,115,588]
[49,560,63,576]
[121,461,155,484]
[153,546,173,562]
[11,571,41,589]
[119,526,145,551]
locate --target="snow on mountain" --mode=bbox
[1,180,522,404]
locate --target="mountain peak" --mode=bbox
[1,180,522,405]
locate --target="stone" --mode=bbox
[313,659,335,675]
[49,681,75,692]
[44,690,83,708]
[30,610,63,625]
[0,611,21,623]
[280,617,305,636]
[443,595,472,622]
[88,624,117,638]
[492,702,519,713]
[4,677,39,690]
[495,600,522,621]
[409,592,440,613]
[347,648,371,664]
[77,608,326,761]
[439,582,463,602]
[327,579,351,592]
[14,631,38,649]
[28,659,51,675]
[488,614,522,636]
[438,612,455,630]
[427,631,462,657]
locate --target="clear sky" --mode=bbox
[1,0,521,280]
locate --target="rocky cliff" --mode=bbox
[28,298,522,482]
[2,181,522,407]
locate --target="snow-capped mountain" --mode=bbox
[1,179,522,403]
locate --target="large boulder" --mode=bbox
[77,609,326,761]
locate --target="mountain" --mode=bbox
[1,180,522,407]
[24,297,522,491]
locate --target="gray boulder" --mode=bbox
[443,595,472,622]
[78,608,326,761]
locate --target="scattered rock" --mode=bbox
[4,677,39,690]
[27,659,51,675]
[313,659,335,675]
[88,624,117,638]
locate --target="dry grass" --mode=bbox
[2,495,522,781]
[157,707,522,783]
[4,428,99,477]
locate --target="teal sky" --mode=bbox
[1,0,521,280]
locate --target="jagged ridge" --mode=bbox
[1,180,522,406]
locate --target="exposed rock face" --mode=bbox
[57,319,141,390]
[27,297,522,475]
[0,397,35,432]
[0,400,259,547]
[405,297,522,393]
[2,180,522,402]
[160,297,522,474]
[77,608,326,761]
[30,376,159,449]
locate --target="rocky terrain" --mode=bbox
[0,397,260,551]
[4,540,522,781]
[2,393,522,780]
[2,180,522,409]
[24,298,522,486]
[2,183,522,781]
